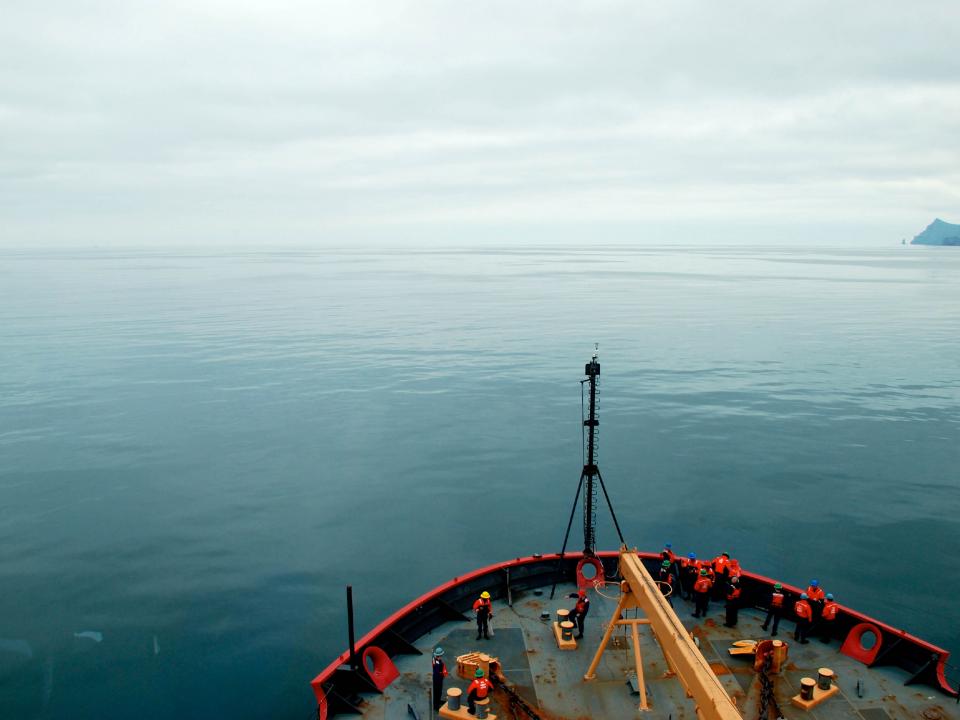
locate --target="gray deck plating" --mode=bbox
[363,584,959,719]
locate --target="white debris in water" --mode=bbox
[73,631,103,643]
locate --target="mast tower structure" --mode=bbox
[582,352,600,554]
[551,350,626,596]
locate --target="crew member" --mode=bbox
[692,567,713,618]
[794,593,813,644]
[806,579,826,619]
[712,552,730,600]
[473,591,493,640]
[660,543,676,564]
[704,563,717,601]
[724,575,741,627]
[819,593,839,642]
[761,582,785,636]
[682,553,699,600]
[432,647,448,711]
[658,559,675,607]
[567,589,590,638]
[726,556,742,579]
[466,667,491,715]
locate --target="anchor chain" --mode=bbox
[757,653,784,720]
[493,669,542,720]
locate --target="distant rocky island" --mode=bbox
[910,218,960,246]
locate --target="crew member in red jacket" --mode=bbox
[723,575,741,627]
[761,582,785,636]
[466,668,491,715]
[567,590,590,639]
[473,591,493,640]
[794,593,813,644]
[692,568,713,618]
[819,593,839,642]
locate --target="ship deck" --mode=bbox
[362,581,959,720]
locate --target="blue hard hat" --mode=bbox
[665,543,672,548]
[433,647,444,657]
[810,579,819,586]
[826,593,834,600]
[688,552,696,559]
[801,593,808,599]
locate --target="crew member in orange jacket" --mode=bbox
[794,593,813,644]
[806,579,826,619]
[692,568,713,618]
[702,563,716,604]
[724,575,741,627]
[819,593,838,642]
[466,668,491,715]
[726,557,742,579]
[704,563,718,602]
[567,590,590,639]
[473,591,493,640]
[712,552,730,600]
[761,582,785,636]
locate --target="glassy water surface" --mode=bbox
[1,245,958,718]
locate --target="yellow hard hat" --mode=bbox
[480,591,490,599]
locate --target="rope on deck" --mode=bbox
[593,578,622,601]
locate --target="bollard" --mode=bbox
[561,621,575,641]
[800,678,816,701]
[447,687,462,711]
[817,668,834,691]
[476,697,489,719]
[557,608,570,626]
[770,639,787,673]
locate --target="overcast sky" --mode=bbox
[2,0,958,247]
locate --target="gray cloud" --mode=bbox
[1,0,959,246]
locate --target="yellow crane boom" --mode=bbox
[584,549,743,719]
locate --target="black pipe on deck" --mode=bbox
[347,585,358,670]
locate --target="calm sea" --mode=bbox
[1,245,958,718]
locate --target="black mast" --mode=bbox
[582,353,600,554]
[551,349,626,598]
